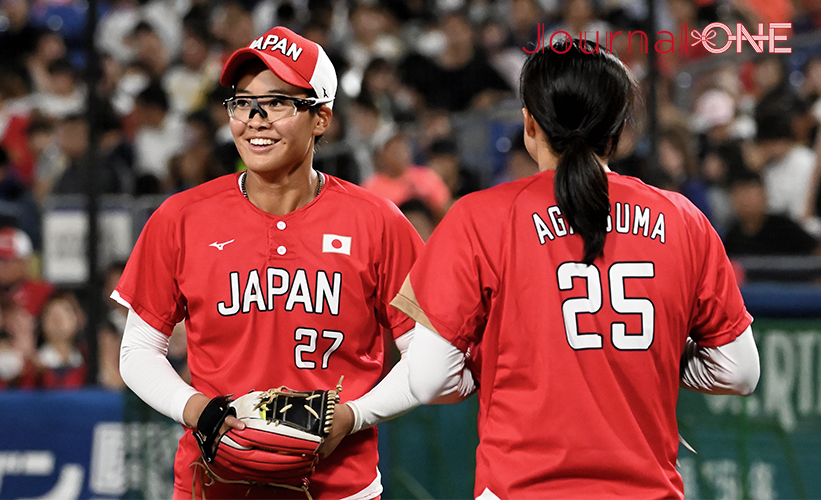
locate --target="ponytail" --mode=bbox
[520,38,634,264]
[554,137,609,265]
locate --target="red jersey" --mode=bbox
[394,170,752,499]
[115,172,422,499]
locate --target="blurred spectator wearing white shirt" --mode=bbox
[162,10,222,116]
[754,97,820,236]
[131,81,185,194]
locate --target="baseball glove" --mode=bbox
[192,377,343,498]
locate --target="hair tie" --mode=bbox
[566,131,586,140]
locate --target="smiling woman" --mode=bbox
[112,25,432,500]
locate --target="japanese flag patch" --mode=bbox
[322,234,351,255]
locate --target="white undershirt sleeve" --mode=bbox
[119,310,201,425]
[346,325,476,433]
[407,322,475,405]
[345,328,417,433]
[680,325,760,395]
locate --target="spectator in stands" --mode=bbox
[0,69,36,186]
[494,132,539,185]
[753,97,819,234]
[0,0,41,73]
[340,4,405,99]
[691,88,738,149]
[723,170,820,256]
[362,129,452,219]
[608,121,647,180]
[0,226,53,318]
[35,290,87,388]
[0,302,38,389]
[205,84,241,174]
[426,137,484,199]
[0,147,40,249]
[700,143,752,236]
[312,110,362,185]
[398,197,437,242]
[506,0,545,52]
[51,114,124,195]
[162,11,221,116]
[347,95,394,181]
[27,115,64,203]
[209,1,255,56]
[95,0,142,65]
[166,145,223,194]
[398,11,512,112]
[25,30,68,95]
[33,58,86,121]
[131,81,185,194]
[655,126,712,218]
[126,21,171,80]
[359,57,417,124]
[97,105,136,195]
[479,17,527,92]
[750,55,792,104]
[98,261,127,389]
[109,59,152,116]
[548,0,610,45]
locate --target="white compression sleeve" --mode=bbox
[119,310,200,425]
[345,328,418,433]
[680,325,760,395]
[407,322,475,405]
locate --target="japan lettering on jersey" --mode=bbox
[392,169,752,500]
[115,172,422,499]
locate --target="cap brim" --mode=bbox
[220,48,313,91]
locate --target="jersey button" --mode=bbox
[277,221,286,230]
[277,246,287,255]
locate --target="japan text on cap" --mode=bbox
[220,26,337,109]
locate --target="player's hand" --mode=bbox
[184,393,246,433]
[317,402,354,458]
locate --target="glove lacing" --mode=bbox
[190,460,313,500]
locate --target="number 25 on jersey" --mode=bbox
[557,262,655,351]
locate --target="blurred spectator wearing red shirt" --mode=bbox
[362,130,452,220]
[0,227,53,317]
[35,291,87,389]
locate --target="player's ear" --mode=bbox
[313,105,333,137]
[523,107,537,140]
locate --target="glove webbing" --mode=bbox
[190,460,312,500]
[254,376,343,437]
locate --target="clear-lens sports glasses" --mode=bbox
[223,95,328,124]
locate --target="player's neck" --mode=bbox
[243,167,322,216]
[534,146,611,173]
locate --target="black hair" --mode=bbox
[47,58,76,76]
[135,80,169,112]
[428,137,459,157]
[728,167,762,189]
[520,38,635,264]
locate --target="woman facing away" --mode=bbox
[393,39,761,499]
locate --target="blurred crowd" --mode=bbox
[1,0,821,389]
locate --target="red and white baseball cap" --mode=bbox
[0,227,32,260]
[220,26,337,109]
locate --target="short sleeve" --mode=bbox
[114,201,186,335]
[375,202,425,338]
[394,197,500,353]
[689,212,753,348]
